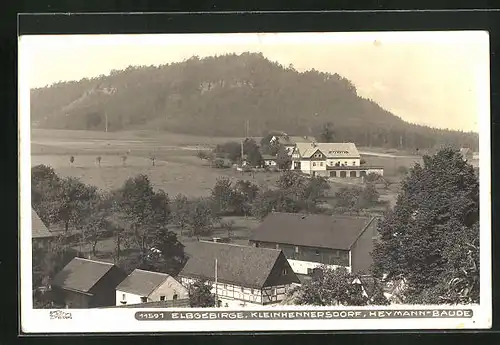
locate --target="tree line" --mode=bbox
[31,52,478,151]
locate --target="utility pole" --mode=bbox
[214,258,218,307]
[241,139,244,165]
[105,111,108,133]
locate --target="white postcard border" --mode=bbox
[18,31,492,333]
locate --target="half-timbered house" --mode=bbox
[178,241,300,308]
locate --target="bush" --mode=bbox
[396,165,409,175]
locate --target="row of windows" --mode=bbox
[311,161,357,167]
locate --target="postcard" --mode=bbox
[19,31,491,333]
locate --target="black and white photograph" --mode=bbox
[19,31,491,332]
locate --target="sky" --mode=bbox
[20,31,489,133]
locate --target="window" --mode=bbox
[320,162,323,166]
[251,288,254,294]
[122,294,126,301]
[160,296,165,301]
[344,161,348,165]
[223,284,227,289]
[315,250,320,256]
[241,286,244,292]
[275,244,280,249]
[282,268,288,275]
[313,162,316,166]
[352,161,356,166]
[140,297,147,303]
[295,246,299,253]
[173,294,178,300]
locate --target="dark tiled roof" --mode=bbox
[103,299,190,308]
[52,257,116,293]
[179,241,282,289]
[249,212,376,250]
[116,269,170,296]
[32,209,58,239]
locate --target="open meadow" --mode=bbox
[32,129,436,259]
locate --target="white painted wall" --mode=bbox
[264,160,277,166]
[116,290,146,306]
[310,160,327,171]
[326,158,361,167]
[366,168,384,176]
[287,259,351,275]
[150,276,189,301]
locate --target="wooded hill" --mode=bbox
[31,52,479,151]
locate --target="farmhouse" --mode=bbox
[270,135,316,155]
[262,154,277,167]
[179,241,300,308]
[51,257,127,309]
[290,142,384,178]
[31,209,61,248]
[249,212,379,275]
[116,269,189,306]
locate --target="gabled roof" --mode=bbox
[116,269,171,297]
[262,154,277,160]
[271,135,316,146]
[52,257,117,293]
[249,212,376,250]
[32,209,58,239]
[294,142,360,158]
[179,241,283,289]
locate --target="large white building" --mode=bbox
[290,142,383,178]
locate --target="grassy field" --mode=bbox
[31,129,283,197]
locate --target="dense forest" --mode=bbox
[31,52,478,151]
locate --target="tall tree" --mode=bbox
[141,228,186,276]
[296,267,368,306]
[243,138,263,167]
[81,191,111,257]
[232,180,259,216]
[55,177,100,233]
[31,165,62,225]
[171,194,190,235]
[210,177,234,214]
[319,122,335,143]
[275,145,292,170]
[187,198,216,239]
[371,148,479,304]
[188,279,216,308]
[115,174,171,261]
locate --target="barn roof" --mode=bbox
[179,241,283,289]
[31,209,58,239]
[52,257,117,293]
[294,142,360,158]
[116,269,172,297]
[271,135,316,146]
[249,212,376,250]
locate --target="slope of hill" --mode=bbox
[30,52,478,151]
